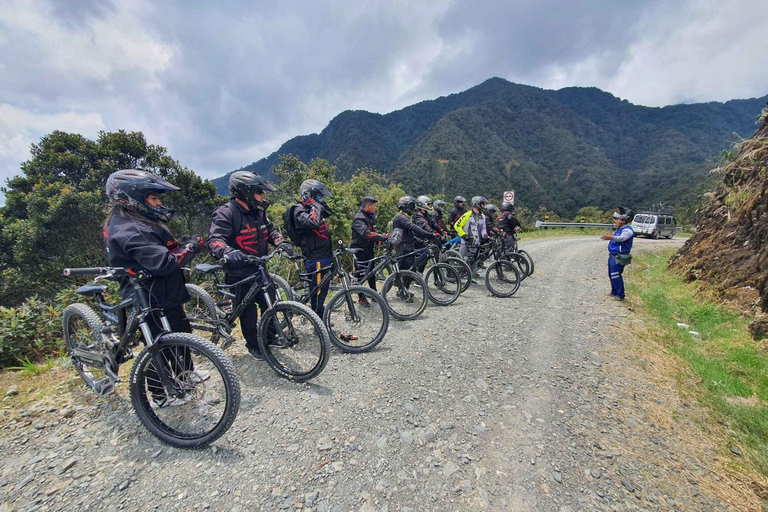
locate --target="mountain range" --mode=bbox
[213,78,767,216]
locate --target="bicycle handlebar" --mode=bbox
[219,251,279,267]
[63,267,110,276]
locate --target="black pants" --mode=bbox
[145,304,193,401]
[227,275,277,350]
[354,250,377,292]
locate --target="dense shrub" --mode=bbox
[0,295,63,368]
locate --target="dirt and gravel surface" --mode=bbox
[0,236,758,511]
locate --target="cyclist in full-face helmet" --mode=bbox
[432,200,448,235]
[497,201,522,251]
[392,196,440,285]
[447,196,467,237]
[104,169,208,399]
[292,179,334,317]
[208,171,292,360]
[454,196,489,280]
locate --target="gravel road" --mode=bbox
[1,236,750,511]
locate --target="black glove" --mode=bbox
[279,242,295,256]
[461,235,471,243]
[226,249,246,267]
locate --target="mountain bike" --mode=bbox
[61,266,240,448]
[282,242,390,353]
[507,233,534,276]
[182,251,331,382]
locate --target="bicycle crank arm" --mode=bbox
[71,348,107,368]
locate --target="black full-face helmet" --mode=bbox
[502,201,515,213]
[300,179,333,203]
[434,200,446,213]
[471,196,487,209]
[612,206,633,221]
[106,169,179,223]
[416,195,433,213]
[484,204,499,217]
[229,171,277,211]
[454,196,466,207]
[397,195,417,213]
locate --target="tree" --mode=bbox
[0,130,220,306]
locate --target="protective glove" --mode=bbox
[225,249,246,267]
[432,232,441,238]
[279,242,295,256]
[182,236,204,250]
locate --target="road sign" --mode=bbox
[503,190,514,203]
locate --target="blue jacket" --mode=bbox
[608,225,634,255]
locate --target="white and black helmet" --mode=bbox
[416,195,433,213]
[612,206,633,221]
[454,196,466,206]
[471,196,488,208]
[434,200,446,213]
[105,169,179,223]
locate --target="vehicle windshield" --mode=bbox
[633,215,648,223]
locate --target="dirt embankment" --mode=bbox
[670,111,768,338]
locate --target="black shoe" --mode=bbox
[358,296,371,308]
[246,345,264,360]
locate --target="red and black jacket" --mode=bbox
[411,211,436,248]
[431,210,447,235]
[293,200,332,260]
[208,200,284,277]
[350,209,386,259]
[104,210,192,309]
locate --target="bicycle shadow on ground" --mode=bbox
[229,353,333,397]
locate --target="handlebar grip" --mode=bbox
[63,267,107,276]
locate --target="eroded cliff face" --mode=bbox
[670,112,768,338]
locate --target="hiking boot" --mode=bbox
[246,345,265,360]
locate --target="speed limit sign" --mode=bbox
[503,190,515,203]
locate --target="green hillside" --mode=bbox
[214,78,766,216]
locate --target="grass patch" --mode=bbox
[629,249,768,476]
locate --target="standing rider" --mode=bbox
[292,179,334,317]
[600,206,634,301]
[432,200,448,236]
[350,196,388,305]
[208,171,292,360]
[104,169,207,399]
[455,196,488,279]
[392,196,440,276]
[497,201,522,251]
[447,196,467,238]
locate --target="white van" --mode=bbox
[631,214,677,239]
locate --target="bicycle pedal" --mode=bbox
[92,377,117,398]
[221,335,236,350]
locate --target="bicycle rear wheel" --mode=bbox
[130,333,240,448]
[258,301,330,382]
[270,274,295,302]
[62,303,114,395]
[324,286,389,353]
[444,256,471,293]
[184,284,220,344]
[381,270,428,320]
[485,260,521,298]
[424,263,461,306]
[503,253,530,280]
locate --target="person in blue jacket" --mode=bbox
[600,207,634,301]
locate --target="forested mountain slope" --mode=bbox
[215,78,766,216]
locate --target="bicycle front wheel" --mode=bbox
[485,260,521,298]
[270,274,295,302]
[503,252,530,280]
[381,270,428,320]
[130,333,241,448]
[518,249,534,276]
[258,301,330,382]
[424,263,461,306]
[324,286,389,353]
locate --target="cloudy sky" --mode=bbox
[1,0,767,200]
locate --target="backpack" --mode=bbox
[387,227,404,256]
[283,204,302,246]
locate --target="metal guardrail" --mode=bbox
[535,221,613,229]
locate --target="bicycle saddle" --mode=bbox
[344,247,364,254]
[195,264,222,273]
[76,284,108,297]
